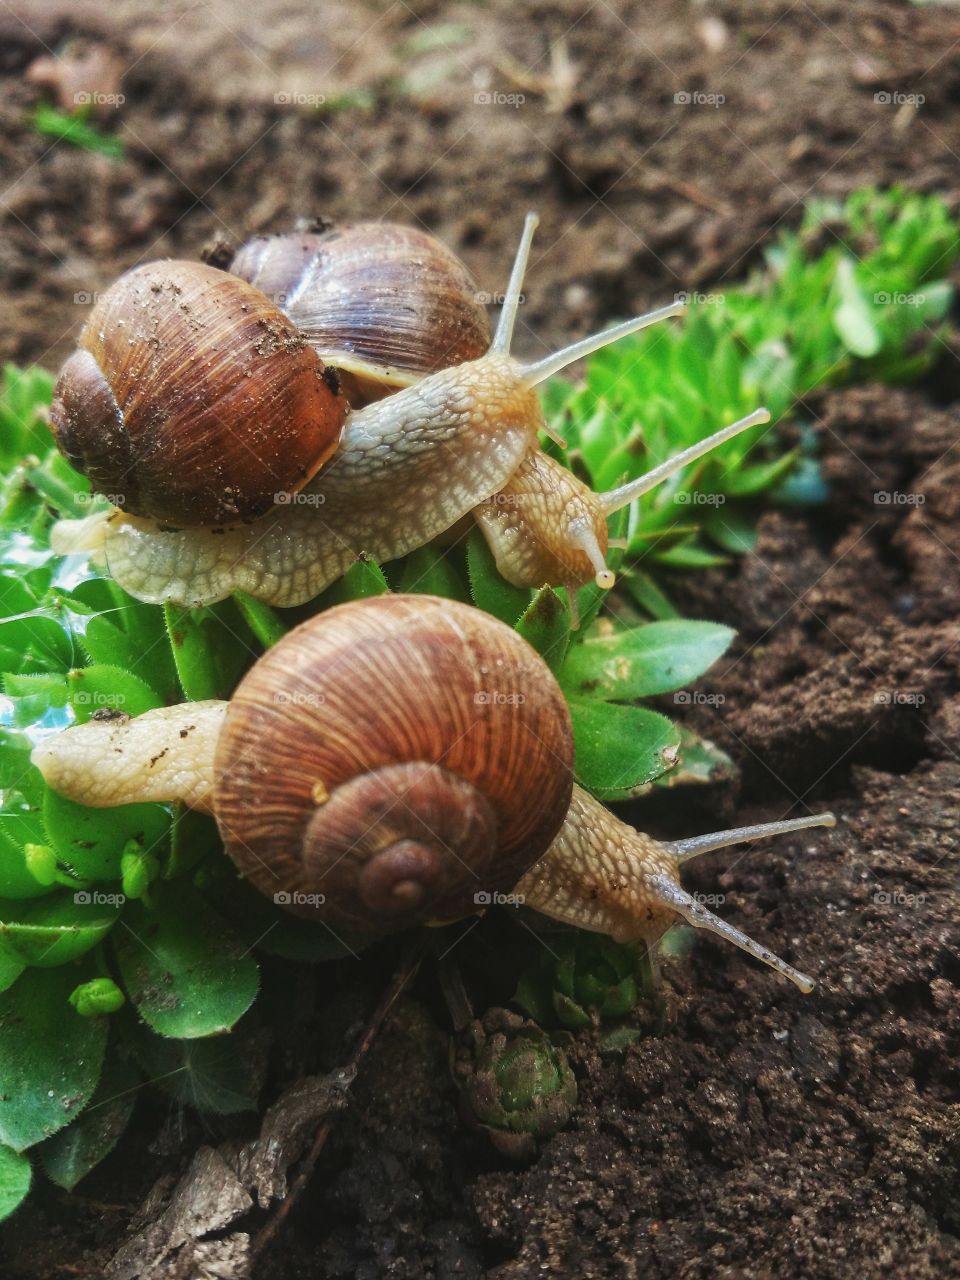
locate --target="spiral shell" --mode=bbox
[229,222,491,405]
[50,261,347,526]
[213,595,574,933]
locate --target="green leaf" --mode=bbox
[652,542,730,570]
[567,696,680,800]
[318,556,389,606]
[515,588,571,673]
[166,806,221,880]
[39,1053,139,1190]
[164,604,233,701]
[723,450,798,498]
[69,977,125,1016]
[0,950,25,992]
[43,790,169,883]
[0,966,108,1151]
[78,614,141,670]
[0,892,120,967]
[622,571,679,620]
[0,1145,31,1220]
[232,591,288,649]
[121,1010,266,1114]
[31,103,125,160]
[466,528,531,625]
[559,621,734,701]
[0,814,61,899]
[68,664,163,723]
[113,887,258,1039]
[396,545,469,600]
[832,258,881,358]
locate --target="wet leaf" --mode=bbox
[0,966,107,1151]
[567,696,680,799]
[0,892,119,967]
[559,621,734,701]
[39,1053,139,1190]
[113,887,258,1039]
[0,1144,31,1220]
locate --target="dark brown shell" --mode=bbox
[229,222,492,406]
[50,261,347,526]
[213,595,574,933]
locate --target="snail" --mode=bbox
[48,216,769,617]
[32,594,835,992]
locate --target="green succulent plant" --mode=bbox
[451,1008,577,1159]
[514,933,648,1030]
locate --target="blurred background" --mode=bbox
[1,0,958,372]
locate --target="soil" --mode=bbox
[2,2,960,1277]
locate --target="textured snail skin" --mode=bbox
[52,355,544,607]
[230,223,491,404]
[515,787,683,941]
[31,701,225,814]
[49,262,346,526]
[473,448,611,592]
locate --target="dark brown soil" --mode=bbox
[2,2,960,1278]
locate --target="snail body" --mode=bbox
[33,595,833,989]
[49,215,768,614]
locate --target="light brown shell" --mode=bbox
[213,594,574,934]
[229,222,492,405]
[50,261,347,526]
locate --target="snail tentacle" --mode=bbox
[515,785,833,992]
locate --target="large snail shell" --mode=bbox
[213,595,574,934]
[229,223,491,406]
[50,261,347,526]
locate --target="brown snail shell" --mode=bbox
[213,594,574,934]
[50,261,347,526]
[229,222,491,406]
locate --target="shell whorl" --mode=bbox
[213,595,574,934]
[50,261,347,526]
[229,222,492,405]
